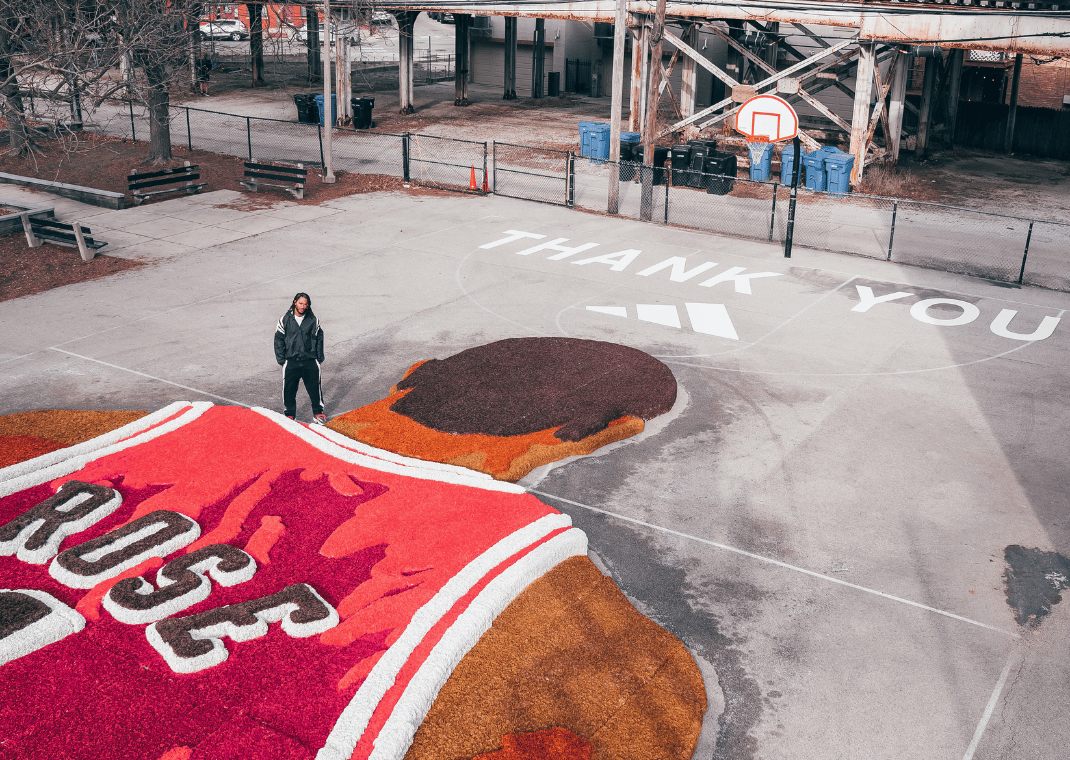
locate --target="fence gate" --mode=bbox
[406,133,488,193]
[493,142,572,207]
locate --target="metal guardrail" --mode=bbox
[44,95,1070,294]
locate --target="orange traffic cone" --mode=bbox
[482,171,489,194]
[469,165,478,191]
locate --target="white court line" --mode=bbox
[962,648,1019,760]
[531,488,1019,639]
[50,349,248,407]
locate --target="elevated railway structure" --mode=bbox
[365,1,1070,188]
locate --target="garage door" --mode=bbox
[472,39,554,96]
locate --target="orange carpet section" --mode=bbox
[471,728,591,760]
[326,390,644,482]
[404,556,707,760]
[0,410,148,467]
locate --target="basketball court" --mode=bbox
[1,183,1069,760]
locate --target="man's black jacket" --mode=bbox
[274,308,324,364]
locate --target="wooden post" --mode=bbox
[533,19,546,98]
[638,22,650,131]
[629,26,642,131]
[680,24,697,139]
[1005,53,1023,154]
[337,25,351,123]
[887,52,909,164]
[849,41,875,185]
[321,0,335,182]
[247,3,264,86]
[946,49,963,145]
[454,14,470,105]
[504,17,517,99]
[640,0,665,221]
[916,55,937,159]
[608,0,628,214]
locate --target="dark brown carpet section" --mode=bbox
[391,338,678,442]
[404,556,706,760]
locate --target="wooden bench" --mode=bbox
[128,161,206,206]
[238,160,307,199]
[20,212,107,262]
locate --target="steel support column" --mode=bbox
[1005,53,1023,154]
[916,56,937,158]
[454,14,470,106]
[397,12,416,114]
[946,49,963,145]
[887,52,909,163]
[609,0,628,214]
[849,41,875,185]
[504,17,517,99]
[680,23,698,137]
[533,19,546,97]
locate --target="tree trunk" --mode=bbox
[145,63,172,162]
[0,54,30,155]
[248,4,264,86]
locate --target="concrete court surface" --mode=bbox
[2,187,1070,760]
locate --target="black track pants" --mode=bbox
[283,359,323,417]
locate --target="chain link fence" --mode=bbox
[407,133,487,193]
[28,93,1069,293]
[492,142,570,207]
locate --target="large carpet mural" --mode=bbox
[0,338,706,760]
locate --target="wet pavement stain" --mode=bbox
[1003,545,1070,627]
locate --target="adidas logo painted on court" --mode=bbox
[586,303,739,340]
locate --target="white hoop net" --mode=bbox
[747,139,772,167]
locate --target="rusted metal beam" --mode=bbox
[680,24,698,127]
[848,41,874,185]
[660,35,855,137]
[662,28,737,89]
[629,25,642,131]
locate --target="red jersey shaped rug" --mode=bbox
[0,402,586,760]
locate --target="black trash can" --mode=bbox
[294,94,318,124]
[351,97,374,129]
[705,151,737,195]
[688,138,717,153]
[670,145,692,187]
[548,71,561,97]
[619,142,637,181]
[652,145,670,186]
[687,144,711,189]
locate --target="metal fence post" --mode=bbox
[886,201,898,261]
[402,133,410,182]
[246,116,252,160]
[186,108,192,151]
[483,141,489,194]
[566,151,575,208]
[318,123,325,169]
[664,172,669,224]
[128,99,136,140]
[492,142,497,194]
[768,183,778,241]
[1018,220,1034,285]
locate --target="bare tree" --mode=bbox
[0,0,197,161]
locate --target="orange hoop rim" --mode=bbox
[745,134,770,143]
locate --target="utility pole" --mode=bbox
[607,0,628,213]
[639,0,665,221]
[321,0,335,182]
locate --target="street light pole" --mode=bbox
[321,0,336,183]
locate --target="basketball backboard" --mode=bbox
[735,95,799,142]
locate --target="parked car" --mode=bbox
[294,23,358,45]
[199,19,248,41]
[371,11,393,25]
[427,12,454,23]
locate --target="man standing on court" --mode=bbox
[274,292,326,424]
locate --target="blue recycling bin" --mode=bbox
[823,148,855,197]
[588,124,611,163]
[803,149,829,191]
[313,94,337,126]
[578,121,607,157]
[748,142,773,181]
[780,146,803,185]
